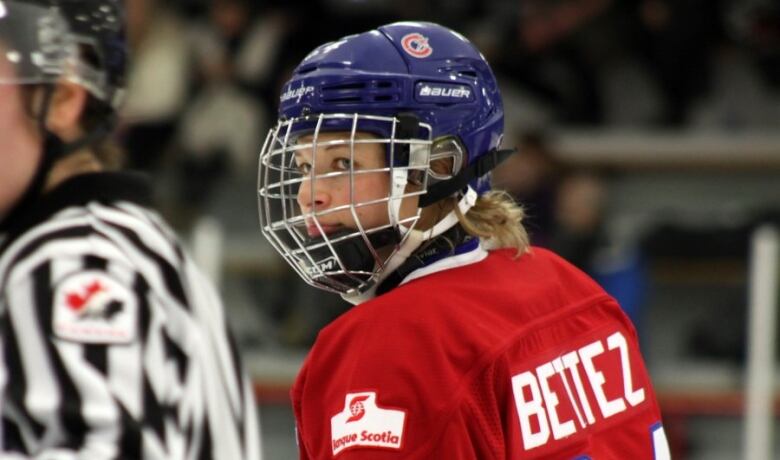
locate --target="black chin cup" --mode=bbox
[304,228,400,292]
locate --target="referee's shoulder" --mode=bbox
[0,200,178,288]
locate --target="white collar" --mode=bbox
[400,241,488,286]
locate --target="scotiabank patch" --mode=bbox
[52,271,137,344]
[330,391,406,456]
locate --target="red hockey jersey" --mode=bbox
[292,247,669,459]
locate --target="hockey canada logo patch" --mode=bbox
[401,33,432,58]
[53,271,137,344]
[331,391,406,456]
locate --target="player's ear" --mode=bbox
[46,81,88,140]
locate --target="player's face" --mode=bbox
[295,131,415,238]
[0,43,43,220]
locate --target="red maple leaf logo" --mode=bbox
[66,280,104,312]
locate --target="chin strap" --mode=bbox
[416,186,477,239]
[62,112,117,155]
[374,224,474,296]
[0,132,65,233]
[0,87,116,232]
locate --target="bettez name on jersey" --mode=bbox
[512,330,647,451]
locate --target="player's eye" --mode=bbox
[334,158,353,171]
[295,162,312,175]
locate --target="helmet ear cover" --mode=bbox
[428,136,465,182]
[418,146,516,207]
[381,114,471,196]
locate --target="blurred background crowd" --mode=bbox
[113,0,780,458]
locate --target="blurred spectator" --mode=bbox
[492,0,614,125]
[552,170,607,269]
[120,0,192,172]
[176,0,287,215]
[725,0,780,88]
[686,0,780,129]
[628,0,723,126]
[689,43,780,129]
[492,131,607,270]
[492,131,561,246]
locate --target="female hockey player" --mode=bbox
[258,21,669,459]
[0,1,259,457]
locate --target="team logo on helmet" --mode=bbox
[401,33,432,58]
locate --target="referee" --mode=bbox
[0,1,261,458]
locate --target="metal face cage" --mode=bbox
[258,112,433,295]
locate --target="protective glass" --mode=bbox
[0,1,77,86]
[258,113,433,295]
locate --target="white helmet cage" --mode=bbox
[257,112,444,296]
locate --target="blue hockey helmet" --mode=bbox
[278,21,504,196]
[258,22,511,297]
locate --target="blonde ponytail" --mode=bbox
[454,190,530,256]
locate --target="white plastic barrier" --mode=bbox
[743,225,779,460]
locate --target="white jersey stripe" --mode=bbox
[54,341,120,459]
[87,203,181,267]
[5,275,64,451]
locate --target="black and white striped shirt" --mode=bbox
[0,172,261,459]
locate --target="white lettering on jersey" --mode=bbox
[552,357,585,430]
[330,392,406,456]
[511,371,550,449]
[607,331,646,407]
[561,350,596,427]
[511,332,647,451]
[580,340,626,418]
[537,361,576,440]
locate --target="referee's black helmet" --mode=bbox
[3,0,128,112]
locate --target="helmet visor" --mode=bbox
[0,1,77,86]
